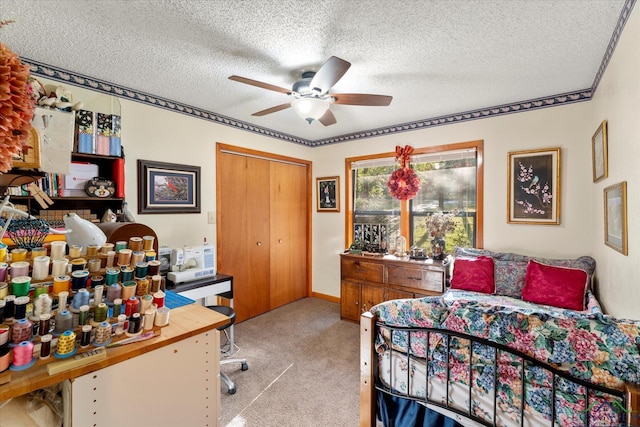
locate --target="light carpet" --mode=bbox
[219,297,360,427]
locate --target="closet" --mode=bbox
[216,144,310,322]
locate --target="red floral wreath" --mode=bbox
[387,145,420,201]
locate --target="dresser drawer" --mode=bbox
[341,258,384,283]
[387,265,444,293]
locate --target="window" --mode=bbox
[345,140,483,253]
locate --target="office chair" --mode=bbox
[208,305,248,395]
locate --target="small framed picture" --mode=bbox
[592,120,608,183]
[507,147,561,225]
[137,160,201,214]
[12,127,41,169]
[604,181,627,255]
[316,176,339,212]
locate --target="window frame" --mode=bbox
[344,139,484,249]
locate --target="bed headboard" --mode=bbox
[453,247,596,299]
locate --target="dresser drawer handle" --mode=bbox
[408,276,422,281]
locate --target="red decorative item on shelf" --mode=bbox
[0,23,36,173]
[387,145,420,201]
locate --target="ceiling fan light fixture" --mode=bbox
[291,98,330,124]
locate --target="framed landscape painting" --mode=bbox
[137,160,201,214]
[507,147,561,225]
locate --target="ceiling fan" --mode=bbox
[229,56,392,126]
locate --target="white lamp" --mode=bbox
[291,98,330,124]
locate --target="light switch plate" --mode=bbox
[207,211,216,224]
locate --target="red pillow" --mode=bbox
[522,260,588,311]
[450,256,495,294]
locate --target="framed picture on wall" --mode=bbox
[592,120,608,183]
[604,181,627,255]
[316,176,339,212]
[137,160,201,214]
[507,147,561,225]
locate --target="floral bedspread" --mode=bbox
[372,290,640,426]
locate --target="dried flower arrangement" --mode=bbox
[387,145,420,200]
[0,20,36,172]
[425,210,458,238]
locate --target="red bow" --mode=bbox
[395,145,414,169]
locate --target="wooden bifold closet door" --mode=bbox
[217,145,309,322]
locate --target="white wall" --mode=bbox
[312,103,594,299]
[119,100,312,249]
[589,6,640,319]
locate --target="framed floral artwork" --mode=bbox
[507,147,561,225]
[137,160,201,214]
[316,176,339,212]
[604,181,627,255]
[592,120,608,183]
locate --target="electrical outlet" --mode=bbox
[207,211,216,224]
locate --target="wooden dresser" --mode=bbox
[340,253,450,322]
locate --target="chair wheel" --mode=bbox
[227,387,236,395]
[241,362,249,371]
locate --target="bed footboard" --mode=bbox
[360,311,640,427]
[360,311,376,427]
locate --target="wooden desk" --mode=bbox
[1,303,228,426]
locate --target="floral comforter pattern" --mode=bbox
[372,290,640,426]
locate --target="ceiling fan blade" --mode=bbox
[252,103,291,116]
[229,75,291,95]
[309,56,351,95]
[318,109,337,126]
[332,93,393,106]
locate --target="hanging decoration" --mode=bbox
[387,145,420,201]
[0,21,36,173]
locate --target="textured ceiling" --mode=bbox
[1,0,630,144]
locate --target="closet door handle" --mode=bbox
[256,241,262,246]
[278,239,283,244]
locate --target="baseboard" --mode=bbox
[312,292,340,304]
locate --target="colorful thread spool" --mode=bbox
[10,248,27,262]
[135,277,150,296]
[106,283,122,303]
[117,249,132,266]
[11,341,34,367]
[128,237,143,252]
[54,310,73,335]
[121,280,137,300]
[34,293,53,317]
[93,284,104,305]
[70,257,86,272]
[56,330,76,356]
[112,298,123,317]
[127,312,142,335]
[0,243,7,263]
[0,299,5,323]
[115,314,126,336]
[91,275,105,290]
[93,303,108,323]
[31,247,47,259]
[3,295,16,320]
[148,261,161,277]
[101,243,114,255]
[11,318,33,344]
[151,275,163,293]
[80,324,92,347]
[32,256,50,281]
[49,241,67,261]
[143,308,156,331]
[115,241,127,252]
[13,296,30,320]
[78,305,90,326]
[88,258,102,273]
[0,346,10,372]
[139,294,153,314]
[105,251,116,268]
[93,321,112,345]
[53,275,71,295]
[72,288,90,309]
[0,323,9,346]
[142,235,155,251]
[56,291,69,312]
[124,296,139,317]
[11,276,31,297]
[0,282,7,299]
[154,306,170,327]
[71,270,90,291]
[40,334,52,359]
[51,259,68,277]
[105,268,120,286]
[135,262,148,279]
[120,267,134,283]
[86,244,100,257]
[33,283,50,298]
[144,251,156,262]
[130,251,145,268]
[0,263,8,282]
[38,313,51,336]
[68,245,82,258]
[10,261,30,279]
[153,291,165,308]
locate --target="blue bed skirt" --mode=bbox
[377,392,463,427]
